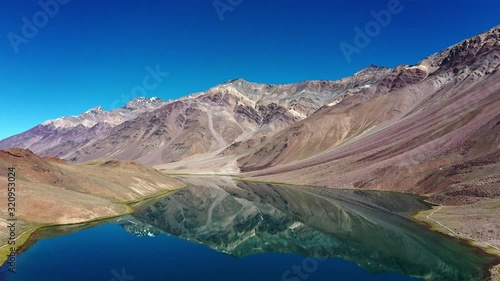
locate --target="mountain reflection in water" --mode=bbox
[118,177,493,281]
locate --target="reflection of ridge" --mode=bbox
[130,179,493,281]
[116,217,161,238]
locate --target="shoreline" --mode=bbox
[0,188,181,266]
[413,205,500,281]
[0,206,134,266]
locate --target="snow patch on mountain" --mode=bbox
[41,97,166,130]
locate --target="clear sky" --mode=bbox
[1,0,499,140]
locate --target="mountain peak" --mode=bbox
[355,65,389,76]
[84,106,105,115]
[348,65,391,84]
[224,78,248,84]
[124,97,164,110]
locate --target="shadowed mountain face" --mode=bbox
[119,178,495,281]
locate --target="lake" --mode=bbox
[0,177,495,281]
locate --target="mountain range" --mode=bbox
[1,25,499,204]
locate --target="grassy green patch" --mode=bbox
[0,226,40,265]
[491,264,500,281]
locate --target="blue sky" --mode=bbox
[0,0,499,140]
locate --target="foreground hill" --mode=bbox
[0,148,184,257]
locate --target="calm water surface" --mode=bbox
[0,178,495,281]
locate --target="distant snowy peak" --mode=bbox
[41,97,166,130]
[123,97,165,110]
[83,106,105,115]
[42,116,97,129]
[40,105,107,129]
[42,110,108,130]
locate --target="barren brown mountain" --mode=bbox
[0,68,390,167]
[1,27,498,203]
[238,26,500,201]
